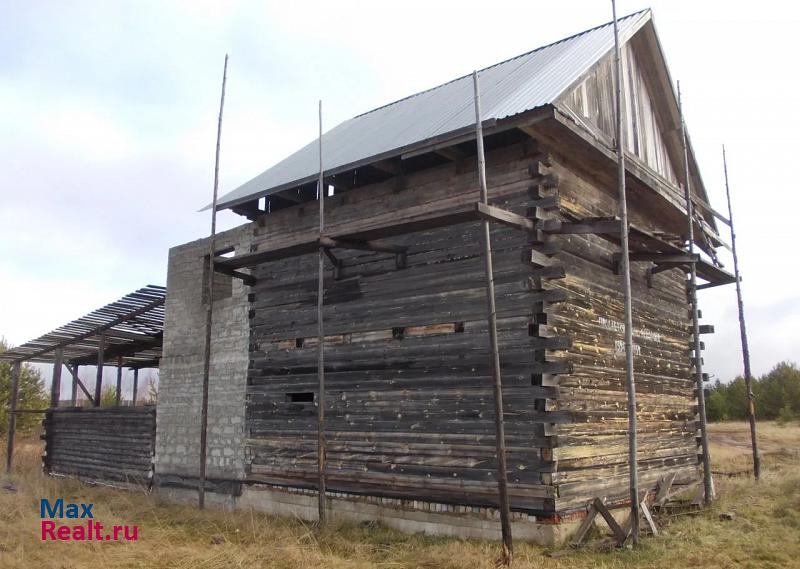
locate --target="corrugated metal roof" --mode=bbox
[216,9,651,210]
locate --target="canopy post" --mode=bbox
[5,361,22,473]
[115,356,123,406]
[132,368,139,406]
[51,348,63,409]
[94,333,105,407]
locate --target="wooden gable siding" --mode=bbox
[559,44,679,188]
[245,141,563,513]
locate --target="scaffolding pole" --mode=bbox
[678,82,713,505]
[722,145,760,480]
[611,0,640,543]
[199,53,229,510]
[317,100,328,525]
[472,70,513,565]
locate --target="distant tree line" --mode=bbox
[706,361,800,423]
[0,339,48,435]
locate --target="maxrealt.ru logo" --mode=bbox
[40,499,139,542]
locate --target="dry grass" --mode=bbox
[1,421,798,568]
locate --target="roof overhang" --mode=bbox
[0,285,165,368]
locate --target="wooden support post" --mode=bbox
[50,348,63,409]
[5,361,21,473]
[199,53,228,510]
[316,99,328,525]
[722,145,760,481]
[94,333,105,407]
[70,364,79,406]
[678,82,713,505]
[115,356,123,406]
[473,70,513,566]
[570,503,599,546]
[593,497,627,545]
[66,364,95,405]
[132,368,139,406]
[640,501,658,536]
[612,0,640,543]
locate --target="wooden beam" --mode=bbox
[649,261,688,275]
[370,158,403,176]
[320,236,408,255]
[5,361,21,473]
[475,202,534,232]
[94,333,104,407]
[50,347,63,408]
[15,296,165,363]
[592,498,627,545]
[548,218,621,235]
[231,200,261,221]
[570,504,599,546]
[102,330,162,343]
[322,248,342,280]
[70,364,79,406]
[640,501,658,536]
[65,364,95,405]
[627,252,697,263]
[115,355,123,406]
[214,264,256,286]
[132,368,139,406]
[435,146,467,162]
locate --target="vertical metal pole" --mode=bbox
[316,100,327,525]
[71,364,79,406]
[132,368,139,407]
[199,53,229,510]
[611,0,640,543]
[722,145,760,480]
[94,333,105,407]
[115,356,123,406]
[5,361,21,473]
[678,82,713,505]
[51,348,63,409]
[472,70,513,565]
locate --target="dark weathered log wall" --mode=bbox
[246,141,565,513]
[244,137,700,517]
[43,406,156,485]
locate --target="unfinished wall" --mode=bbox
[43,406,156,486]
[155,223,253,493]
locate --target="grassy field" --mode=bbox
[1,421,798,568]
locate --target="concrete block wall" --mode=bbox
[155,222,253,484]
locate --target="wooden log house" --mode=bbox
[161,9,734,543]
[157,11,732,541]
[0,9,742,546]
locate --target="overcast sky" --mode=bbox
[0,0,797,386]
